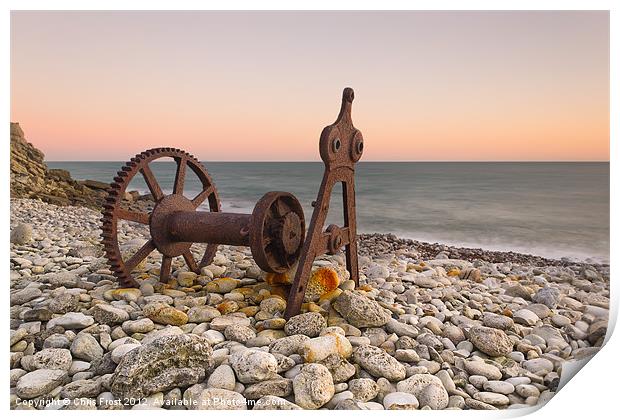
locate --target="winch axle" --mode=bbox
[147,190,305,276]
[168,212,254,246]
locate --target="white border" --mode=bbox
[3,2,617,419]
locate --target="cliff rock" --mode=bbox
[10,122,105,208]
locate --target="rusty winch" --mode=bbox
[101,88,363,318]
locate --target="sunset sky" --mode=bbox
[10,11,609,161]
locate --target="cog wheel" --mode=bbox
[249,192,305,274]
[100,147,221,288]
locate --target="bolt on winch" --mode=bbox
[101,87,364,318]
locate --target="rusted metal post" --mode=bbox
[284,87,363,319]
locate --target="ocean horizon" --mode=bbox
[47,161,610,264]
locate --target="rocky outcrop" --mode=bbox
[10,122,104,207]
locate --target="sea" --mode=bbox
[46,161,610,264]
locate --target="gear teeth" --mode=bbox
[101,146,220,288]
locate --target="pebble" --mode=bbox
[11,288,43,305]
[353,345,406,381]
[206,364,236,390]
[332,291,390,328]
[176,271,197,287]
[269,334,310,356]
[70,333,104,362]
[68,360,91,375]
[365,263,389,279]
[11,223,33,244]
[533,287,560,309]
[300,333,352,362]
[396,374,449,409]
[551,314,571,327]
[31,348,72,371]
[293,363,335,409]
[523,358,554,375]
[210,314,251,331]
[8,198,610,410]
[348,378,378,402]
[516,384,541,398]
[203,330,225,346]
[187,306,220,323]
[474,391,510,406]
[224,324,256,343]
[513,309,540,326]
[467,326,513,357]
[244,378,293,400]
[91,303,130,325]
[504,283,532,300]
[47,312,95,330]
[230,348,278,384]
[139,282,155,296]
[10,369,27,387]
[463,360,502,380]
[143,302,188,326]
[383,392,419,409]
[527,303,552,319]
[205,277,240,294]
[418,383,450,409]
[284,312,326,337]
[60,379,101,399]
[468,375,488,389]
[110,288,141,302]
[16,369,68,399]
[43,334,71,349]
[111,343,141,363]
[395,349,420,362]
[386,318,419,338]
[48,293,79,314]
[482,313,514,330]
[483,380,515,395]
[122,318,155,334]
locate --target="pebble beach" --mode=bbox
[9,198,610,410]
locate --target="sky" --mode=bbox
[10,11,609,161]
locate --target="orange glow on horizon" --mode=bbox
[10,11,609,161]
